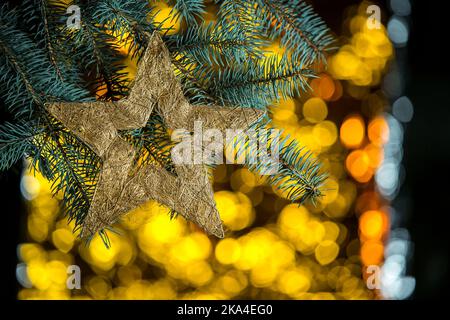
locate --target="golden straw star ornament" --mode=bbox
[46,32,264,240]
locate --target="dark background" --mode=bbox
[403,0,450,299]
[3,0,450,300]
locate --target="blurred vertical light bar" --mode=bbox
[378,0,415,300]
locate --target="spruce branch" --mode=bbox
[171,55,219,105]
[91,0,160,57]
[234,116,326,204]
[0,4,90,114]
[20,0,82,82]
[64,3,131,100]
[33,122,100,229]
[168,0,206,25]
[0,121,41,171]
[1,4,97,230]
[254,0,335,64]
[211,53,316,108]
[216,0,269,61]
[165,21,254,66]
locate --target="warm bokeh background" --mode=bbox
[6,0,428,300]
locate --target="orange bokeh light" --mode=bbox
[364,143,384,169]
[360,240,384,266]
[359,210,388,240]
[329,80,343,101]
[311,73,336,100]
[346,150,374,182]
[340,116,365,149]
[368,116,389,146]
[355,169,374,183]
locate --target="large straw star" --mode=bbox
[46,32,263,239]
